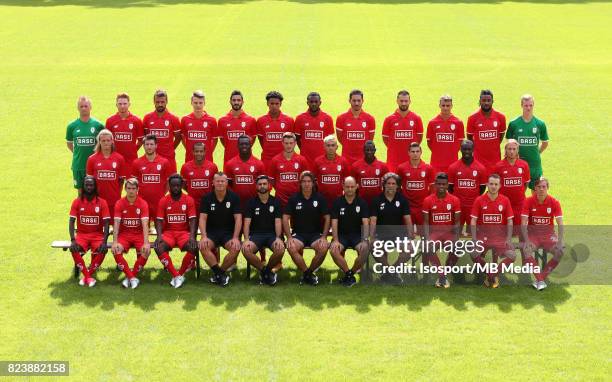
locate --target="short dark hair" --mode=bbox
[192,142,205,150]
[230,90,243,100]
[480,89,494,99]
[168,173,183,184]
[349,89,363,99]
[266,91,283,102]
[154,89,167,99]
[256,175,270,183]
[144,134,157,143]
[435,173,449,182]
[397,90,410,98]
[488,173,501,181]
[307,92,321,100]
[409,142,421,150]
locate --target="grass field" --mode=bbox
[0,1,611,380]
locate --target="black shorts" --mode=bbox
[292,232,323,248]
[250,233,279,250]
[339,233,363,250]
[207,230,233,248]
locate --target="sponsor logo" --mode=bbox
[361,177,380,187]
[149,128,169,138]
[478,130,497,140]
[97,170,116,180]
[122,218,141,227]
[518,136,538,146]
[76,136,95,146]
[142,174,161,183]
[394,130,414,139]
[280,172,299,182]
[227,130,243,140]
[187,130,207,140]
[167,214,186,223]
[235,175,254,184]
[266,132,284,141]
[80,215,99,225]
[347,131,365,140]
[504,177,522,187]
[432,212,451,222]
[405,180,424,190]
[305,130,323,140]
[322,174,340,184]
[115,132,133,141]
[483,214,502,223]
[458,179,476,188]
[436,132,455,142]
[532,216,551,225]
[191,179,210,189]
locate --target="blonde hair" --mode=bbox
[521,94,534,105]
[439,94,453,103]
[503,139,519,158]
[323,135,337,145]
[77,95,91,107]
[94,129,115,154]
[125,177,139,189]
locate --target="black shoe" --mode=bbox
[301,271,319,286]
[259,269,270,285]
[217,272,229,287]
[343,274,357,287]
[267,272,278,286]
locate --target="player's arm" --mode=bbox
[198,212,208,250]
[321,214,331,238]
[274,217,283,239]
[112,217,121,253]
[361,217,370,244]
[470,216,478,242]
[331,218,339,243]
[66,141,74,152]
[453,211,461,239]
[369,215,377,241]
[141,216,150,256]
[226,213,243,252]
[540,141,549,154]
[422,211,430,241]
[173,129,182,149]
[154,217,165,249]
[282,214,292,238]
[243,217,251,242]
[506,217,513,246]
[520,215,533,250]
[555,216,564,250]
[98,218,111,254]
[187,216,198,252]
[403,214,414,239]
[68,217,82,253]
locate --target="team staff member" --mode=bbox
[181,90,217,163]
[224,135,266,210]
[154,175,198,289]
[131,135,172,221]
[330,177,370,287]
[68,176,110,287]
[199,173,242,287]
[180,142,218,212]
[506,94,549,189]
[422,173,461,288]
[215,90,257,164]
[494,140,530,232]
[242,176,285,286]
[105,93,144,175]
[466,90,506,174]
[256,91,295,162]
[143,89,181,173]
[294,92,334,167]
[521,177,564,291]
[66,96,104,191]
[268,132,310,207]
[336,89,376,163]
[426,95,465,173]
[112,178,150,289]
[351,141,389,206]
[283,171,331,286]
[382,90,423,172]
[313,135,351,208]
[86,129,128,219]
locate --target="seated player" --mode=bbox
[241,175,285,286]
[422,173,461,288]
[351,140,389,206]
[199,173,242,286]
[283,171,330,286]
[470,174,516,288]
[154,174,198,288]
[329,177,370,287]
[521,177,564,291]
[112,178,150,289]
[68,176,110,287]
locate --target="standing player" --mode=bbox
[470,174,515,288]
[180,90,217,163]
[256,91,295,163]
[466,90,506,174]
[224,135,266,210]
[294,92,334,167]
[521,177,564,290]
[105,93,144,175]
[268,132,310,207]
[154,175,198,288]
[66,96,104,192]
[506,94,549,189]
[68,176,110,286]
[143,90,181,172]
[131,135,172,222]
[86,129,128,219]
[382,90,424,172]
[351,141,389,206]
[335,89,376,163]
[494,140,530,233]
[199,173,242,286]
[422,173,461,288]
[447,140,487,233]
[283,171,331,286]
[215,90,257,165]
[313,135,351,207]
[241,175,285,285]
[396,142,436,231]
[330,177,370,287]
[180,142,218,212]
[111,178,150,289]
[426,95,465,174]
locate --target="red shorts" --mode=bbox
[481,239,512,255]
[117,234,144,253]
[460,205,472,227]
[411,210,424,234]
[511,204,523,226]
[75,232,104,253]
[162,231,190,249]
[529,235,558,251]
[429,231,455,243]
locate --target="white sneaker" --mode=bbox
[86,278,97,287]
[537,281,547,291]
[122,278,130,288]
[170,277,177,287]
[532,281,539,290]
[174,275,185,289]
[79,278,86,286]
[129,278,140,289]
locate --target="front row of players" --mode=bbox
[69,171,563,290]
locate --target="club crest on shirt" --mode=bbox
[473,170,477,177]
[337,165,341,171]
[320,121,324,128]
[518,168,523,174]
[189,171,194,176]
[493,121,498,127]
[204,122,208,128]
[313,200,318,207]
[410,120,414,127]
[90,127,95,133]
[533,127,537,134]
[269,206,274,213]
[294,162,299,169]
[380,204,385,210]
[356,206,361,213]
[375,169,380,176]
[205,170,210,176]
[226,202,231,208]
[498,205,503,212]
[112,162,117,169]
[362,121,366,128]
[136,208,140,214]
[450,124,456,130]
[241,121,246,127]
[129,123,133,129]
[182,204,186,211]
[164,120,170,126]
[421,171,426,177]
[395,201,400,207]
[157,164,161,171]
[95,206,100,213]
[281,122,286,129]
[547,207,552,214]
[249,165,255,173]
[447,203,452,210]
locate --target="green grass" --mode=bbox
[0,1,610,380]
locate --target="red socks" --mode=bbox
[428,254,444,276]
[446,253,459,267]
[114,254,135,279]
[71,252,91,279]
[178,253,196,275]
[132,255,148,276]
[497,257,515,276]
[541,259,559,279]
[88,253,106,274]
[158,252,179,277]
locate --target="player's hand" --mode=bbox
[523,240,535,252]
[554,240,564,253]
[141,242,151,257]
[330,240,342,252]
[286,237,297,251]
[187,238,198,253]
[111,242,121,255]
[505,239,515,251]
[199,237,209,251]
[69,240,83,253]
[96,242,109,255]
[272,238,285,252]
[228,238,241,252]
[153,237,163,251]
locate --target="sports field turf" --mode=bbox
[0,1,611,380]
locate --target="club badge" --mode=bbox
[450,124,456,130]
[281,122,286,129]
[136,208,140,214]
[410,120,414,127]
[157,164,161,171]
[241,121,246,127]
[337,165,341,171]
[164,120,169,126]
[518,167,523,174]
[493,121,498,127]
[204,122,208,128]
[421,171,426,178]
[533,127,537,134]
[313,200,318,207]
[128,123,133,130]
[269,206,274,213]
[395,201,400,207]
[498,205,503,212]
[95,206,100,213]
[320,121,324,128]
[182,204,186,211]
[112,162,117,169]
[294,162,299,169]
[356,206,361,213]
[473,170,477,177]
[447,203,451,210]
[226,202,231,208]
[375,169,380,175]
[250,165,255,173]
[90,127,95,133]
[547,207,552,214]
[205,170,210,176]
[362,121,366,128]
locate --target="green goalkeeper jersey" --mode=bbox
[506,115,548,168]
[65,117,104,171]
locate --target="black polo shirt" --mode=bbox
[370,192,411,225]
[244,195,282,234]
[200,190,241,232]
[331,196,369,235]
[284,192,329,234]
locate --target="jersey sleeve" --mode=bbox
[180,163,188,180]
[162,160,172,181]
[426,166,436,186]
[284,196,296,215]
[466,114,475,135]
[522,162,531,184]
[457,120,465,139]
[498,113,507,136]
[187,196,196,219]
[521,199,531,217]
[200,196,210,214]
[470,200,480,219]
[369,197,379,217]
[293,115,303,136]
[368,115,376,138]
[452,196,461,213]
[505,121,515,139]
[69,199,79,218]
[140,200,149,220]
[402,196,411,215]
[268,158,278,181]
[118,155,128,178]
[247,118,257,138]
[131,160,140,178]
[478,164,488,185]
[255,118,264,137]
[553,199,563,218]
[243,198,254,219]
[421,197,431,214]
[447,164,456,185]
[324,115,335,136]
[114,199,123,220]
[426,121,434,141]
[157,200,166,220]
[381,163,389,177]
[539,120,549,141]
[172,115,181,133]
[415,115,424,141]
[86,156,94,176]
[134,117,145,139]
[100,199,111,220]
[382,116,391,138]
[505,198,514,221]
[319,194,330,215]
[142,115,150,134]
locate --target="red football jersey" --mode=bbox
[180,112,217,163]
[294,110,334,165]
[521,195,562,236]
[156,193,196,232]
[114,196,149,236]
[470,193,514,234]
[426,114,465,171]
[256,113,295,162]
[493,158,530,207]
[313,154,351,206]
[335,109,376,163]
[180,159,218,211]
[422,193,461,225]
[105,112,144,169]
[131,155,172,208]
[70,196,110,234]
[447,159,488,207]
[142,110,181,169]
[224,155,266,206]
[86,151,128,216]
[215,111,257,164]
[269,153,310,206]
[351,158,389,205]
[396,160,435,209]
[382,111,424,171]
[467,108,506,171]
